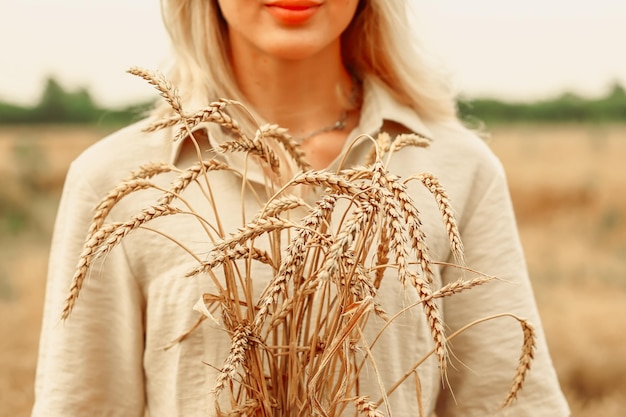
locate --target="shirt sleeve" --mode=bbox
[434,162,570,416]
[32,161,146,417]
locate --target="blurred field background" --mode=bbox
[1,120,624,416]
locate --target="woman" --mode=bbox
[32,1,570,416]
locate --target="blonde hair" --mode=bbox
[158,0,458,123]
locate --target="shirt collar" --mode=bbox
[356,75,433,142]
[167,75,433,170]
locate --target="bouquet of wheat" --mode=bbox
[60,68,534,417]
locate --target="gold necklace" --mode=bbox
[293,77,361,144]
[293,110,349,143]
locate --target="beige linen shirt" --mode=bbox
[33,77,569,417]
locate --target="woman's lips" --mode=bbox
[265,2,322,25]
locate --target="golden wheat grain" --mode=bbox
[186,245,275,278]
[213,321,254,396]
[127,161,179,180]
[429,276,495,300]
[253,195,306,221]
[93,205,183,259]
[128,67,184,116]
[253,195,338,335]
[370,162,417,288]
[343,252,388,320]
[173,102,243,142]
[251,194,338,332]
[258,123,311,172]
[413,173,464,262]
[158,160,231,205]
[209,217,294,256]
[142,100,244,144]
[289,171,369,196]
[219,139,281,175]
[379,191,411,287]
[388,178,435,284]
[318,203,375,282]
[412,274,448,380]
[502,318,536,408]
[388,133,431,154]
[352,396,385,417]
[373,224,390,289]
[88,178,155,235]
[61,222,123,319]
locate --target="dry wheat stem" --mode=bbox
[138,225,204,265]
[221,398,260,417]
[375,313,536,408]
[373,225,390,289]
[353,326,392,417]
[267,279,320,332]
[317,203,375,282]
[363,132,392,167]
[253,195,338,331]
[343,252,388,320]
[307,296,374,413]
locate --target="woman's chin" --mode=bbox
[259,40,328,62]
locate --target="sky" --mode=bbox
[2,1,625,108]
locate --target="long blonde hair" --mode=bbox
[158,0,458,123]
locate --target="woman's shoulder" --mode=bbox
[67,118,174,192]
[425,120,506,178]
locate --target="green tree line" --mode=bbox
[458,83,626,124]
[1,76,625,126]
[0,77,154,126]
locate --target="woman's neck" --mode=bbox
[229,41,355,140]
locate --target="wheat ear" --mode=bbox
[413,173,464,263]
[213,322,254,396]
[61,222,122,320]
[127,67,183,115]
[502,318,536,408]
[259,123,311,172]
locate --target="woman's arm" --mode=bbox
[32,161,146,417]
[435,162,569,416]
